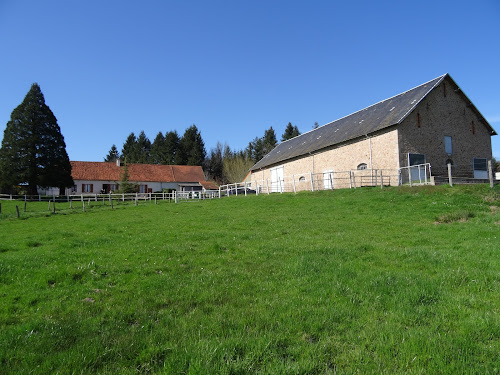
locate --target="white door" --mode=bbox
[323,170,334,189]
[270,166,284,192]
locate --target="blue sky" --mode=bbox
[1,0,499,161]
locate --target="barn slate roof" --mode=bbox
[250,74,495,171]
[70,161,207,183]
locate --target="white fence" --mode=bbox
[0,190,221,203]
[223,166,429,195]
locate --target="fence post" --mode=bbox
[488,160,494,188]
[380,169,383,189]
[16,205,20,218]
[408,167,413,187]
[48,200,51,211]
[70,199,72,209]
[95,194,97,202]
[292,175,296,194]
[53,200,56,214]
[39,195,41,202]
[218,187,221,199]
[310,173,314,192]
[82,201,85,212]
[447,163,453,187]
[24,200,27,212]
[110,195,113,209]
[266,179,270,195]
[175,190,178,203]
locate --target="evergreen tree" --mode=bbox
[176,125,206,165]
[282,122,300,141]
[164,130,180,164]
[262,126,278,155]
[204,142,225,184]
[117,161,137,193]
[150,132,166,164]
[121,132,138,163]
[0,83,73,194]
[135,130,151,164]
[246,136,264,163]
[104,144,120,162]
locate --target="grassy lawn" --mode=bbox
[1,185,499,374]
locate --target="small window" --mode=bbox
[298,176,306,182]
[357,163,367,170]
[409,153,425,166]
[82,184,93,193]
[444,136,452,155]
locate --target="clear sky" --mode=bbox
[1,0,499,161]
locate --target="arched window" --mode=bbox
[357,163,367,170]
[298,176,306,182]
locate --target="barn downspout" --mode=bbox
[366,134,373,185]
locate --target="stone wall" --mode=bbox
[398,76,493,177]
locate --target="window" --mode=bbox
[473,158,488,179]
[138,185,148,193]
[408,153,425,167]
[298,176,306,182]
[357,163,367,170]
[444,136,452,155]
[82,184,93,193]
[408,154,426,182]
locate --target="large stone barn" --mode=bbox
[248,74,496,192]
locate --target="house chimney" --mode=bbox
[116,159,122,167]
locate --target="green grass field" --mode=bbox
[1,185,499,374]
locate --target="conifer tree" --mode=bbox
[164,130,180,164]
[121,132,138,163]
[104,144,120,162]
[0,83,73,194]
[281,122,300,141]
[176,125,206,165]
[135,131,151,164]
[262,126,278,155]
[117,161,137,193]
[150,132,166,164]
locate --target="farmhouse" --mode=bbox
[68,161,217,194]
[248,74,496,191]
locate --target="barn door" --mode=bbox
[270,166,284,193]
[323,170,333,189]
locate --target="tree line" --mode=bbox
[0,84,306,194]
[105,122,302,185]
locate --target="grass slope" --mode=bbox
[1,185,499,374]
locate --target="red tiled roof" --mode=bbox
[199,181,219,190]
[70,161,206,183]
